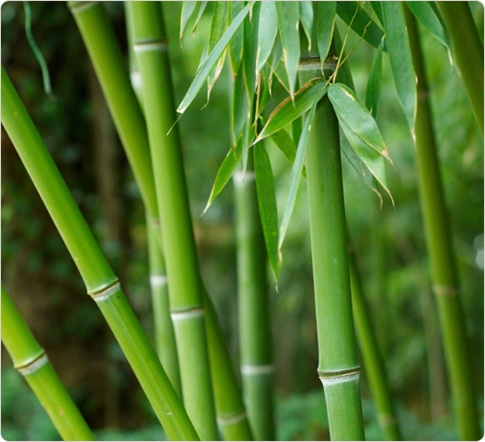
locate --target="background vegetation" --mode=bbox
[1,2,483,440]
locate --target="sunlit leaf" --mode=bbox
[276,1,300,97]
[255,78,328,143]
[336,2,385,50]
[177,4,250,114]
[256,1,278,74]
[365,39,384,118]
[316,1,336,70]
[405,1,450,50]
[254,143,279,280]
[278,101,316,258]
[299,2,313,50]
[382,1,417,136]
[328,83,390,159]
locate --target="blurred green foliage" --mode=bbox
[1,1,483,439]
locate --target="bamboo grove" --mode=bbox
[1,2,483,441]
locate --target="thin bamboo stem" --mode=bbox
[128,3,217,439]
[405,9,481,440]
[2,286,95,441]
[306,95,365,441]
[233,159,275,441]
[436,2,484,136]
[1,67,198,441]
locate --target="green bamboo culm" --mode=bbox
[234,158,275,441]
[128,3,218,439]
[436,1,484,136]
[405,9,481,440]
[1,67,199,441]
[305,95,365,441]
[1,286,95,441]
[348,254,402,441]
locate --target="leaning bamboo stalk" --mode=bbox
[233,159,275,441]
[305,92,365,440]
[2,286,95,441]
[436,2,484,136]
[128,3,217,439]
[1,67,198,441]
[404,9,481,440]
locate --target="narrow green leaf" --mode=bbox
[177,4,250,114]
[365,39,384,118]
[336,2,385,50]
[328,83,390,159]
[405,1,450,49]
[228,2,245,75]
[243,2,260,101]
[233,63,250,143]
[382,1,417,136]
[192,1,208,35]
[256,1,278,73]
[254,143,279,280]
[256,78,328,143]
[203,142,242,214]
[275,1,300,96]
[316,1,337,70]
[269,128,297,164]
[278,101,316,257]
[299,2,313,51]
[180,2,197,40]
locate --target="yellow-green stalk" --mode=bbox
[2,286,95,441]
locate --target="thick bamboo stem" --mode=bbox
[2,286,95,441]
[234,159,275,441]
[436,2,484,136]
[306,96,365,440]
[1,67,198,441]
[129,3,217,439]
[405,9,481,440]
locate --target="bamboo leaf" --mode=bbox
[336,2,385,50]
[382,1,417,136]
[256,1,278,73]
[180,2,197,40]
[203,142,242,214]
[405,1,450,50]
[270,127,297,164]
[365,39,384,118]
[299,1,313,50]
[275,1,300,96]
[253,143,279,280]
[228,2,245,75]
[316,1,337,71]
[192,1,208,35]
[256,78,328,143]
[328,83,390,159]
[177,4,250,114]
[278,101,316,258]
[243,2,260,101]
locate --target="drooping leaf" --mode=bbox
[192,1,208,35]
[180,2,197,40]
[336,2,386,50]
[365,39,384,118]
[278,101,316,258]
[203,141,242,215]
[255,78,328,143]
[233,63,251,143]
[328,83,390,159]
[269,127,297,164]
[243,2,260,101]
[177,4,250,114]
[299,2,313,51]
[382,1,417,136]
[275,1,300,96]
[256,1,278,73]
[253,143,279,280]
[228,2,245,75]
[316,1,337,70]
[405,1,450,50]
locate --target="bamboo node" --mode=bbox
[134,40,168,53]
[318,367,361,385]
[217,410,247,426]
[89,280,121,302]
[150,274,168,287]
[241,364,274,376]
[17,352,49,376]
[233,170,255,186]
[170,307,205,322]
[433,285,458,297]
[69,1,98,14]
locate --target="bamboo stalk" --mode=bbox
[2,286,95,441]
[405,9,481,440]
[348,252,401,441]
[1,66,199,441]
[233,159,275,441]
[128,3,217,439]
[305,94,365,440]
[436,1,484,136]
